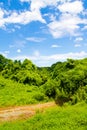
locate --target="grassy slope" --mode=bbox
[0,102,87,130]
[0,76,48,107]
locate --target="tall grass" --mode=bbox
[0,76,48,107]
[0,102,87,130]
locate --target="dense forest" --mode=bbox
[0,54,87,106]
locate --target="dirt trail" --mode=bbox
[0,102,56,122]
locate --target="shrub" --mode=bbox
[71,86,87,105]
[33,93,45,101]
[55,89,70,106]
[42,80,57,98]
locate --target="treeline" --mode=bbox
[0,54,49,86]
[0,54,87,105]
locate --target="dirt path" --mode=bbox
[0,102,56,122]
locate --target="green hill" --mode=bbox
[0,54,87,106]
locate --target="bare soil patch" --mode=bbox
[0,102,56,122]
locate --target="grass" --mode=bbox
[0,102,87,130]
[0,76,48,107]
[0,75,87,129]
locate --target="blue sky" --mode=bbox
[0,0,87,66]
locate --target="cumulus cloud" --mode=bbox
[20,0,58,9]
[0,3,46,28]
[0,0,75,29]
[0,0,87,40]
[48,0,87,38]
[4,10,46,25]
[48,14,81,38]
[58,1,83,14]
[11,51,87,66]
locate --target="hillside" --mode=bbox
[0,54,87,107]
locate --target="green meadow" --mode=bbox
[0,102,87,130]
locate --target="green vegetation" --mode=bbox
[43,58,87,105]
[0,75,49,107]
[0,54,87,129]
[0,54,87,106]
[0,102,87,130]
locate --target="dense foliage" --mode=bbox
[0,54,87,106]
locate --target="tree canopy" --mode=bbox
[0,54,87,105]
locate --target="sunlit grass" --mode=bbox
[0,76,48,107]
[0,102,87,130]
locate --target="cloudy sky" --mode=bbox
[0,0,87,66]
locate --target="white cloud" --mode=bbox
[0,8,4,18]
[5,10,46,25]
[75,37,83,42]
[17,49,21,53]
[33,50,40,57]
[0,8,5,28]
[10,51,87,66]
[0,6,46,28]
[1,0,68,28]
[0,51,10,57]
[51,44,61,48]
[0,0,87,40]
[15,25,21,29]
[74,44,81,47]
[48,14,79,38]
[20,0,72,4]
[58,1,83,14]
[26,37,45,42]
[47,0,87,38]
[48,12,87,38]
[20,0,57,9]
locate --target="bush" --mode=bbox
[55,89,70,106]
[33,93,45,101]
[43,80,57,98]
[71,86,87,105]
